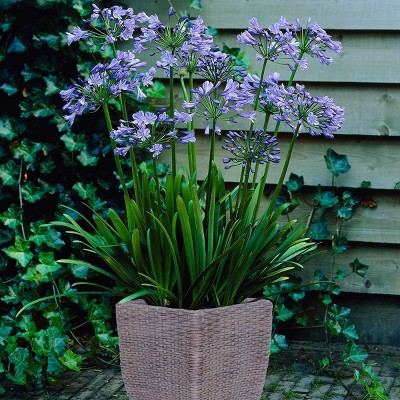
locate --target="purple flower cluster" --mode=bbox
[237,16,342,69]
[142,15,214,77]
[67,4,150,51]
[274,84,345,138]
[60,52,154,125]
[183,79,253,129]
[110,110,195,158]
[237,17,299,64]
[295,18,343,66]
[222,130,280,170]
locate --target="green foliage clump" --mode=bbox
[0,0,135,390]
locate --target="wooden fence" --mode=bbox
[132,0,400,298]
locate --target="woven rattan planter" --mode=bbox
[116,299,273,400]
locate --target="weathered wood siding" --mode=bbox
[132,0,400,296]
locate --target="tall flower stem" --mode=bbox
[102,103,129,198]
[266,124,300,217]
[205,118,217,218]
[152,158,163,217]
[169,66,176,178]
[188,72,196,176]
[180,75,196,176]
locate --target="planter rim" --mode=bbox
[116,298,272,314]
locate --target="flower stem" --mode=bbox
[152,158,163,217]
[188,72,196,176]
[267,124,300,216]
[169,67,176,178]
[102,103,129,198]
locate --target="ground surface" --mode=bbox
[5,341,400,399]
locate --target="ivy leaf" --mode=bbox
[189,0,202,10]
[21,182,49,203]
[36,252,62,276]
[70,263,89,279]
[9,348,29,374]
[332,235,349,254]
[350,258,369,278]
[29,222,65,250]
[7,36,26,53]
[0,204,22,229]
[309,218,330,240]
[47,327,67,355]
[0,324,12,346]
[270,334,288,354]
[32,105,55,118]
[342,322,359,341]
[286,173,304,192]
[60,132,86,152]
[275,304,294,321]
[314,188,338,208]
[43,75,59,96]
[3,237,33,267]
[73,181,96,200]
[58,350,82,372]
[77,148,99,166]
[324,148,351,177]
[0,83,18,96]
[0,117,17,140]
[11,139,42,163]
[343,342,368,364]
[33,32,60,50]
[0,160,18,186]
[40,159,56,174]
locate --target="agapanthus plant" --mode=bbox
[19,5,344,313]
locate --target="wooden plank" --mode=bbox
[162,135,400,190]
[136,32,400,84]
[297,244,400,296]
[131,0,400,31]
[151,83,400,137]
[257,192,400,245]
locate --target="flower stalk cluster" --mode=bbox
[57,4,345,309]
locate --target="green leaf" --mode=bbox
[332,235,349,254]
[286,173,304,192]
[77,148,99,166]
[0,204,22,229]
[33,33,60,50]
[43,75,59,96]
[0,117,16,140]
[314,188,338,208]
[36,252,62,276]
[206,26,218,37]
[309,218,330,240]
[58,349,82,372]
[275,304,294,321]
[343,342,368,364]
[29,222,65,249]
[72,181,96,200]
[32,105,55,118]
[0,83,18,96]
[324,148,351,177]
[7,36,26,53]
[3,237,33,267]
[22,182,49,203]
[0,160,18,186]
[360,181,371,189]
[145,80,166,99]
[60,132,86,152]
[350,258,369,278]
[0,324,12,345]
[9,347,29,372]
[189,0,202,10]
[70,263,89,279]
[270,334,288,354]
[342,323,359,341]
[11,139,42,163]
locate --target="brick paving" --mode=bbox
[5,341,400,399]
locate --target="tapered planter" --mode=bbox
[116,299,273,400]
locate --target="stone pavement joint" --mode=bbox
[4,341,400,400]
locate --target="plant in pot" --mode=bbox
[19,5,344,400]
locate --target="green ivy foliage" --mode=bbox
[0,0,144,391]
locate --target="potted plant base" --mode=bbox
[116,299,273,400]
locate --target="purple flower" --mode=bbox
[149,143,163,157]
[273,84,345,138]
[222,130,281,171]
[67,26,91,45]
